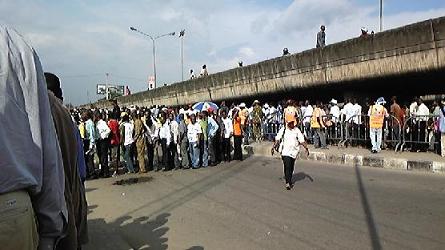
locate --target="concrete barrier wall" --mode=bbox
[83,17,445,109]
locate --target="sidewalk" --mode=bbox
[244,142,445,173]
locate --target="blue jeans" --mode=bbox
[370,128,383,151]
[124,144,135,173]
[202,140,209,167]
[189,142,200,168]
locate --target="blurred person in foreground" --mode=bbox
[45,72,89,249]
[0,25,67,250]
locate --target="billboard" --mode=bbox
[97,84,125,96]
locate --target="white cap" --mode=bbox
[330,98,338,104]
[239,102,246,108]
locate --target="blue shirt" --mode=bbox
[85,119,96,144]
[73,123,86,182]
[439,106,445,133]
[207,116,219,138]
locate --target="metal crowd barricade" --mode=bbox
[322,114,343,145]
[338,114,402,150]
[399,115,440,152]
[261,120,282,141]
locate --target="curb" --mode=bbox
[243,145,445,174]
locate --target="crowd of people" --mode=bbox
[2,23,445,249]
[70,94,445,183]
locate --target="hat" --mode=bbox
[376,97,386,105]
[120,112,128,118]
[330,99,338,104]
[361,27,368,32]
[264,103,270,109]
[253,100,260,105]
[239,102,246,108]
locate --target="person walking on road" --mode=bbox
[368,97,389,153]
[272,120,309,190]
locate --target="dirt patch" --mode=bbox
[113,176,153,186]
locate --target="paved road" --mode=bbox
[84,156,445,250]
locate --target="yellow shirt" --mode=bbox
[78,122,85,139]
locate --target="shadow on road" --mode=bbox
[85,212,171,249]
[292,172,314,183]
[355,164,382,250]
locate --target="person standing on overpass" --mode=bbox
[272,119,309,190]
[316,25,326,48]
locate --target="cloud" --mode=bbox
[0,0,444,105]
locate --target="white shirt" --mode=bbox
[96,119,111,139]
[409,102,418,116]
[187,122,202,143]
[342,102,355,122]
[303,105,313,123]
[352,104,362,124]
[170,120,179,144]
[416,103,430,121]
[222,117,233,138]
[123,122,134,146]
[159,122,172,145]
[330,105,340,123]
[275,126,305,159]
[200,68,208,77]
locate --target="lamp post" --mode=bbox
[105,72,109,100]
[130,26,175,88]
[379,0,383,32]
[179,29,185,81]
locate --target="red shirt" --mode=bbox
[108,119,120,145]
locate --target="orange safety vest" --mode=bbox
[310,108,322,128]
[369,105,386,129]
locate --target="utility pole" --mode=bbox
[379,0,383,32]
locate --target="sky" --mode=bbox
[1,0,444,105]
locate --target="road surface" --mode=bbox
[84,156,445,250]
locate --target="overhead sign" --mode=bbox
[97,84,125,96]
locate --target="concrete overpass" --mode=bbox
[88,16,445,108]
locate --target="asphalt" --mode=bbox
[84,156,445,250]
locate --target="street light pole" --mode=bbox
[105,72,109,100]
[130,26,175,89]
[379,0,383,32]
[179,29,185,82]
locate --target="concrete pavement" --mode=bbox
[84,156,445,250]
[245,142,445,173]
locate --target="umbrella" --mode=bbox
[192,101,219,112]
